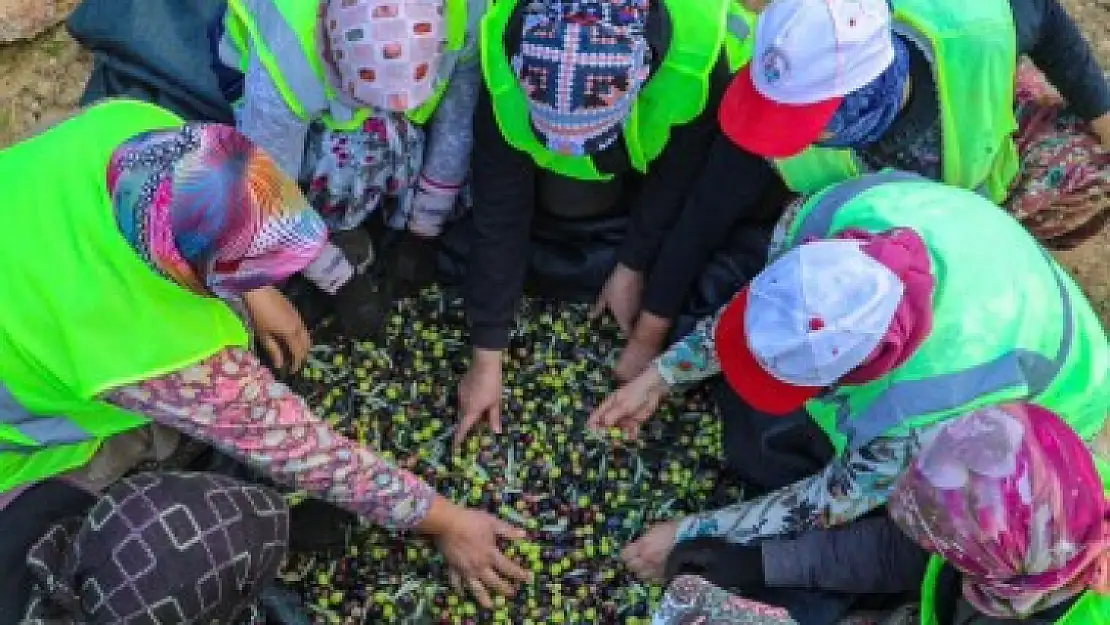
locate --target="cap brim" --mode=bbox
[719,65,843,159]
[714,288,823,416]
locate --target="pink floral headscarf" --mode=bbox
[889,403,1110,618]
[320,0,447,112]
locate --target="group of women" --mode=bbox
[0,0,1108,623]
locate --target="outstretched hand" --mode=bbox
[590,263,644,334]
[244,286,311,375]
[420,499,531,608]
[587,367,671,439]
[454,350,504,447]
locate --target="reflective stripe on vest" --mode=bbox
[0,384,92,452]
[795,172,1076,451]
[724,6,754,72]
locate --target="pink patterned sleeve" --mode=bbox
[102,347,435,530]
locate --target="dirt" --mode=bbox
[0,1,1106,325]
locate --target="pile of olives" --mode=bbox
[284,287,736,624]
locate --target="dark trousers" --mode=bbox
[713,382,861,625]
[0,480,96,622]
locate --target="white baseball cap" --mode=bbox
[719,0,895,158]
[713,239,904,414]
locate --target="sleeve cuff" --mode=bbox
[469,322,512,350]
[617,242,650,273]
[390,481,437,530]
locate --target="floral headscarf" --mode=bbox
[107,123,327,299]
[889,403,1110,618]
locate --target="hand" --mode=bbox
[590,263,644,334]
[1091,112,1110,149]
[587,367,670,439]
[614,312,671,382]
[454,350,504,447]
[244,286,311,374]
[418,498,531,608]
[622,520,680,582]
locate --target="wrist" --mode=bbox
[415,495,459,537]
[471,348,503,371]
[631,312,671,345]
[645,365,671,393]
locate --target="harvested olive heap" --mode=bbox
[285,286,734,624]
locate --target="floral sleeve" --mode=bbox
[676,427,938,545]
[655,307,726,387]
[102,347,435,530]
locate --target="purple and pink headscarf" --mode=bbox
[107,123,327,299]
[889,403,1110,618]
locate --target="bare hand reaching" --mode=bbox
[243,286,311,375]
[587,367,671,439]
[454,349,504,447]
[590,263,644,334]
[418,498,531,608]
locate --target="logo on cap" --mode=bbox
[761,47,789,84]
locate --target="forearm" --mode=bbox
[103,348,435,529]
[677,433,924,545]
[640,138,777,320]
[1020,0,1110,120]
[618,118,720,272]
[466,90,536,349]
[761,516,928,593]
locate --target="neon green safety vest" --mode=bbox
[776,172,1109,454]
[918,457,1110,625]
[224,0,471,129]
[0,99,250,493]
[481,0,756,181]
[774,0,1021,204]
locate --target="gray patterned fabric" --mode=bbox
[22,472,289,625]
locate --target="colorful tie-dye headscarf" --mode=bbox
[107,123,327,299]
[889,403,1110,619]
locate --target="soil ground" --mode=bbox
[0,1,1106,323]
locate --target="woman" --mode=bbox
[590,173,1110,623]
[611,0,1110,381]
[646,404,1109,625]
[0,99,528,620]
[454,0,755,445]
[889,403,1110,624]
[213,0,485,333]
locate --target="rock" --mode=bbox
[0,0,66,43]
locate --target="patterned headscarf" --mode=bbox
[107,123,327,299]
[321,0,447,112]
[23,472,289,625]
[889,403,1110,619]
[515,0,652,156]
[819,35,911,149]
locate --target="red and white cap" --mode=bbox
[719,0,895,158]
[714,239,905,414]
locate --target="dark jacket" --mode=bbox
[466,1,730,349]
